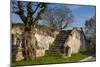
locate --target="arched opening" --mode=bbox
[64,46,71,57]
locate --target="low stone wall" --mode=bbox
[35,33,54,50]
[35,48,46,57]
[11,32,55,61]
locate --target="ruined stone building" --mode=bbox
[11,25,88,61]
[51,27,88,57]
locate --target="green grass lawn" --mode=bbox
[11,51,91,67]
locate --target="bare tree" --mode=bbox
[85,16,96,38]
[85,16,96,53]
[41,7,74,30]
[11,0,48,60]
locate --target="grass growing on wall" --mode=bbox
[12,51,91,67]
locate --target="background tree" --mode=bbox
[85,16,96,53]
[11,1,48,60]
[41,7,74,30]
[85,16,96,38]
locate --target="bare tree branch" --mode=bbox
[41,7,74,30]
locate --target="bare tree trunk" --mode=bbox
[22,24,36,60]
[11,1,48,60]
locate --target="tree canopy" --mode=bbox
[11,1,48,28]
[85,16,96,38]
[40,6,74,30]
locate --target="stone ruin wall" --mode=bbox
[11,25,88,61]
[64,28,88,57]
[11,25,58,61]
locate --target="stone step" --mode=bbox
[51,48,63,51]
[54,40,66,42]
[55,36,68,38]
[56,35,68,37]
[51,50,63,54]
[57,34,67,36]
[55,39,66,41]
[52,49,63,51]
[53,46,63,48]
[54,43,65,45]
[55,38,67,40]
[51,30,71,55]
[54,45,64,47]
